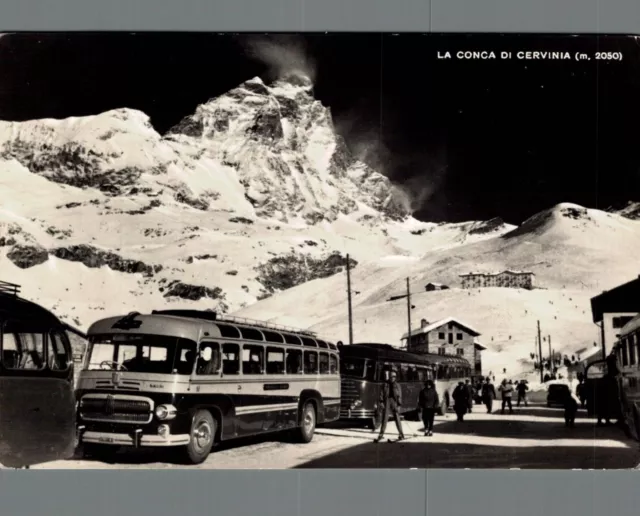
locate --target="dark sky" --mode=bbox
[0,32,638,224]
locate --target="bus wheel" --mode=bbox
[297,402,316,443]
[184,410,216,464]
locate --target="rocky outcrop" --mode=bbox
[50,245,161,277]
[255,251,358,295]
[6,245,49,269]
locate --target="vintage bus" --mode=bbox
[338,343,472,429]
[75,309,341,464]
[0,280,77,468]
[608,314,640,439]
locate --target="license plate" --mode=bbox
[98,436,115,443]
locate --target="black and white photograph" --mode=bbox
[1,32,640,470]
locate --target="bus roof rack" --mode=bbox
[216,314,318,337]
[0,280,20,298]
[150,309,318,337]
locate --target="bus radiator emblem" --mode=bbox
[112,372,121,388]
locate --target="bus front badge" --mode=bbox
[112,372,121,388]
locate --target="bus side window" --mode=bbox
[242,345,264,375]
[628,336,636,366]
[286,349,302,374]
[48,331,70,371]
[222,343,240,375]
[329,354,338,374]
[304,351,318,374]
[319,352,329,374]
[266,347,285,374]
[2,323,46,370]
[197,342,221,376]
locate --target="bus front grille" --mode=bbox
[79,394,153,424]
[340,378,359,412]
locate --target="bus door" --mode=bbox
[400,363,422,413]
[0,322,76,468]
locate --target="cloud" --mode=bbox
[240,34,317,84]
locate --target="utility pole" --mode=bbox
[406,278,412,350]
[537,320,543,383]
[548,335,553,373]
[346,254,353,346]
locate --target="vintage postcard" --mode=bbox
[0,32,638,470]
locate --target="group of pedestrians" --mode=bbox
[371,368,537,442]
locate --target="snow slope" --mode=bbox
[236,203,640,376]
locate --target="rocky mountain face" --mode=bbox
[0,74,509,331]
[0,73,409,225]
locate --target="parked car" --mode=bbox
[546,382,571,408]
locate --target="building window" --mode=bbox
[448,333,453,344]
[448,323,453,329]
[613,316,634,329]
[438,332,445,340]
[456,333,463,340]
[456,349,464,356]
[438,348,445,355]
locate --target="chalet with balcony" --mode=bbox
[400,317,486,375]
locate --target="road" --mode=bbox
[32,403,640,469]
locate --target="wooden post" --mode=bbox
[538,320,543,383]
[346,254,353,346]
[406,278,412,350]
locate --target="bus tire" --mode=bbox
[296,402,316,443]
[183,409,216,464]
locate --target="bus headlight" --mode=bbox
[155,404,177,421]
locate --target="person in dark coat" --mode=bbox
[576,379,586,408]
[418,379,440,436]
[564,389,579,428]
[452,381,470,422]
[465,379,475,413]
[516,379,529,407]
[374,370,406,442]
[481,377,497,413]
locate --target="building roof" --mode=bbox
[425,282,445,287]
[474,342,487,351]
[459,270,535,277]
[401,316,481,340]
[590,276,640,323]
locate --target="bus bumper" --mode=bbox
[340,409,376,419]
[80,431,190,447]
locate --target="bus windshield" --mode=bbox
[340,357,376,380]
[85,334,197,375]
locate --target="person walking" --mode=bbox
[465,379,475,413]
[452,381,470,422]
[498,379,514,414]
[564,388,580,428]
[516,379,529,407]
[418,379,440,436]
[481,377,497,413]
[374,370,406,443]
